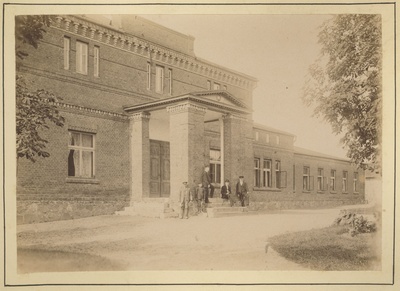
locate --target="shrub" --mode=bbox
[333,212,377,237]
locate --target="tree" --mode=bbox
[302,15,382,172]
[16,15,65,162]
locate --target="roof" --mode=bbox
[253,123,296,137]
[294,146,349,162]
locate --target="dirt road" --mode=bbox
[17,208,341,272]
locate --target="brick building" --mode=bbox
[16,15,365,223]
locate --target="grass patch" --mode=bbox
[268,225,380,271]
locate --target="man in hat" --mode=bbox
[236,176,249,207]
[179,181,192,219]
[201,166,214,203]
[221,179,234,206]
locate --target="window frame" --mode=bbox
[342,171,348,193]
[330,169,336,192]
[76,40,88,75]
[147,63,151,90]
[317,168,324,191]
[213,82,220,90]
[254,158,261,187]
[276,135,280,145]
[155,65,164,93]
[168,68,173,95]
[209,149,221,184]
[93,45,100,77]
[68,131,96,178]
[63,36,70,70]
[353,172,359,193]
[303,166,312,191]
[262,159,272,188]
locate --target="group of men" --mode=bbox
[178,166,250,219]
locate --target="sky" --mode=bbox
[140,14,347,158]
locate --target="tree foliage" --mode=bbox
[303,15,382,172]
[16,15,65,162]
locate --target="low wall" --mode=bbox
[17,194,130,224]
[248,190,364,211]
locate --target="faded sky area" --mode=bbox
[141,14,347,158]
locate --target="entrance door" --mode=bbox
[150,140,170,197]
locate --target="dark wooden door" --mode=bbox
[150,140,170,197]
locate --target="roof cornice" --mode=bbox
[123,94,252,115]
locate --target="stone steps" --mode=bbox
[206,197,250,218]
[115,198,177,219]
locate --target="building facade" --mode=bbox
[16,15,365,224]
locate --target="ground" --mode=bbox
[17,207,371,272]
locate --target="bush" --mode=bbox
[333,212,377,237]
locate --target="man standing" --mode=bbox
[201,166,214,203]
[236,175,249,207]
[179,181,191,219]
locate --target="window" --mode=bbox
[342,171,348,192]
[207,80,211,90]
[209,149,221,184]
[262,159,272,188]
[317,168,326,191]
[353,172,359,192]
[266,134,270,143]
[330,170,336,191]
[223,85,227,90]
[168,69,173,95]
[303,166,312,191]
[254,158,261,187]
[63,37,70,70]
[155,65,164,93]
[255,131,259,141]
[94,46,100,77]
[275,161,281,188]
[213,82,220,90]
[68,131,95,178]
[76,41,88,74]
[276,135,280,145]
[147,63,151,90]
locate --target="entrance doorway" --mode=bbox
[149,140,170,197]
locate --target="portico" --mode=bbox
[124,91,254,213]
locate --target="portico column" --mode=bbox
[167,102,207,210]
[129,112,151,204]
[223,114,254,189]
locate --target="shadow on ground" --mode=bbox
[18,248,127,273]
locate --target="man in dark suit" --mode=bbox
[236,175,249,207]
[201,166,214,203]
[221,179,235,206]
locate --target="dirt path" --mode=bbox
[17,208,342,272]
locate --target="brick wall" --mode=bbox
[16,110,131,224]
[19,22,254,112]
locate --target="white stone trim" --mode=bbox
[222,113,248,121]
[129,112,151,120]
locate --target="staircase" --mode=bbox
[206,197,249,218]
[115,198,179,219]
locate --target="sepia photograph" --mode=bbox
[1,0,397,289]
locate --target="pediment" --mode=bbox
[191,91,248,109]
